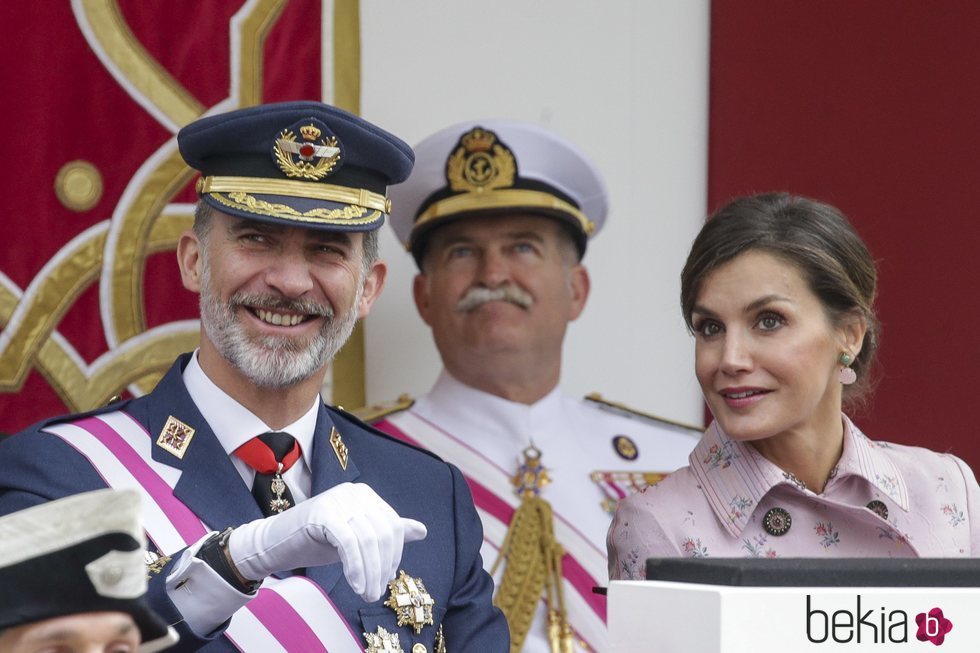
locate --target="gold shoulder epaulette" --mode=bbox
[584,392,703,436]
[349,394,415,424]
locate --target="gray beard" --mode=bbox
[198,260,362,389]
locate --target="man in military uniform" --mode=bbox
[361,120,700,652]
[0,103,507,652]
[0,489,177,653]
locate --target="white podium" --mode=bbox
[608,559,980,652]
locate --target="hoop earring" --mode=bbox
[838,352,857,385]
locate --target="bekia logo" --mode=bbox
[916,608,953,646]
[806,595,954,645]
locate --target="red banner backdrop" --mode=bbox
[709,1,980,472]
[0,1,322,434]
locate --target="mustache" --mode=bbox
[231,293,334,319]
[456,284,533,312]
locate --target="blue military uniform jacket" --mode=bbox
[0,354,509,651]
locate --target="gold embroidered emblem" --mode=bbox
[384,570,435,635]
[364,626,404,652]
[330,427,349,470]
[446,127,516,193]
[156,416,195,458]
[273,126,341,180]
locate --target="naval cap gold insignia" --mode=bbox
[330,426,349,470]
[384,570,435,635]
[273,119,341,181]
[156,416,196,459]
[364,626,404,652]
[445,126,516,193]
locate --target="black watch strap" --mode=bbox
[195,527,260,594]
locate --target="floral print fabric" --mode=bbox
[607,416,980,580]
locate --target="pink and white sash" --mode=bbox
[380,410,608,652]
[44,411,364,653]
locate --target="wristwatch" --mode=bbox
[195,527,260,594]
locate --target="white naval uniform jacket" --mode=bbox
[372,370,700,653]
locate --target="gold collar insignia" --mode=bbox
[330,427,349,470]
[156,416,196,459]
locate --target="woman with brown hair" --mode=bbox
[608,193,979,576]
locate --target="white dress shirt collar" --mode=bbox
[182,351,318,495]
[416,369,565,461]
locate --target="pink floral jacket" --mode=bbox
[607,417,980,579]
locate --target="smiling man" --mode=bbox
[0,102,507,652]
[360,121,700,652]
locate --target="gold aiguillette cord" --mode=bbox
[491,446,573,653]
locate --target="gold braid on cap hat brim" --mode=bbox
[410,188,596,247]
[198,176,391,225]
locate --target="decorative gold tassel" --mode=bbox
[491,447,573,653]
[546,537,574,653]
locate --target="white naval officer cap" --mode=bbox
[0,489,178,652]
[388,119,608,267]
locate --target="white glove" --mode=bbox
[228,482,427,602]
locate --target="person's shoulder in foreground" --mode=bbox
[0,488,178,653]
